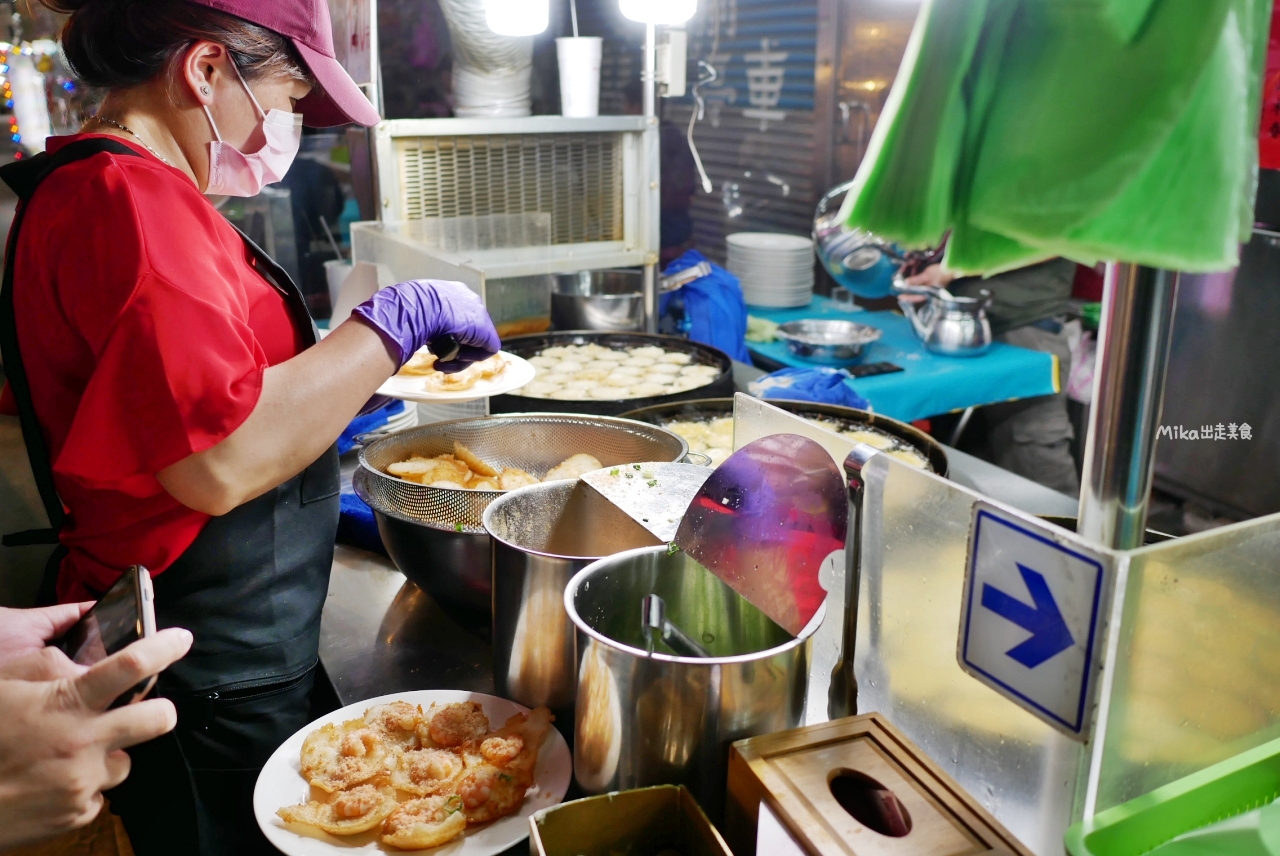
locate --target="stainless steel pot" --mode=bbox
[565,545,821,821]
[551,269,644,332]
[484,481,661,713]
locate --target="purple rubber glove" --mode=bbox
[352,279,500,373]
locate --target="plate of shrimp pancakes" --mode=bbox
[254,691,569,854]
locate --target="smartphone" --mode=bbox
[56,565,157,707]
[848,361,905,378]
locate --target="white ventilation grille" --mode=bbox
[394,133,624,244]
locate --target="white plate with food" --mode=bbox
[377,351,536,404]
[253,690,571,855]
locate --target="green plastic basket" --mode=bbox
[1066,735,1280,855]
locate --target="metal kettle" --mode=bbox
[812,180,946,299]
[894,280,994,357]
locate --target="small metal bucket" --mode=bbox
[484,481,661,714]
[564,545,822,822]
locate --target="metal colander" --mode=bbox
[354,413,689,533]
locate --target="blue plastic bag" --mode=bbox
[749,366,870,410]
[337,399,405,455]
[659,250,751,363]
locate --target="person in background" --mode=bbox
[0,604,192,851]
[905,259,1080,496]
[623,79,698,263]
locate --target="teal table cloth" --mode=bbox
[746,296,1058,423]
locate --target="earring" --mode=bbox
[200,86,211,96]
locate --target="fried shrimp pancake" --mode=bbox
[455,708,554,825]
[543,453,603,482]
[425,702,489,748]
[390,748,465,797]
[380,795,467,850]
[386,455,471,486]
[479,734,524,767]
[398,350,439,376]
[497,468,539,490]
[455,764,528,825]
[300,720,394,793]
[421,354,507,393]
[364,701,422,752]
[277,783,398,835]
[453,442,499,478]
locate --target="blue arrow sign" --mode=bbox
[980,563,1074,668]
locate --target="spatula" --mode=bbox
[673,433,848,636]
[579,462,713,543]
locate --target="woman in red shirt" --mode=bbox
[0,0,499,852]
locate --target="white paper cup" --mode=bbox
[556,37,603,118]
[324,259,353,315]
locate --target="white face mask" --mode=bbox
[202,62,302,197]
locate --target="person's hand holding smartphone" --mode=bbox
[0,568,191,850]
[55,566,159,706]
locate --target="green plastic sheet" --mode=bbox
[843,0,1273,275]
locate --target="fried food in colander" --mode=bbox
[384,444,604,491]
[282,701,556,850]
[543,453,603,482]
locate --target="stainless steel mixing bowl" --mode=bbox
[353,413,687,613]
[551,269,644,332]
[775,319,883,365]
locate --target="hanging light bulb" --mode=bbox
[484,0,549,36]
[619,0,696,25]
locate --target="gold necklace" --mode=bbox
[91,115,173,167]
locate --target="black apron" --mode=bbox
[0,138,340,855]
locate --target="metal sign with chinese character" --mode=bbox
[958,502,1116,740]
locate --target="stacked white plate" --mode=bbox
[383,402,419,433]
[726,232,816,308]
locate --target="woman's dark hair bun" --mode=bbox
[37,0,309,90]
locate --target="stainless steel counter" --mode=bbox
[319,446,1077,707]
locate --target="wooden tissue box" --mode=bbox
[726,713,1032,856]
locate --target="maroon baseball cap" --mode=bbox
[191,0,382,127]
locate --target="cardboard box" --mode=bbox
[531,785,733,856]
